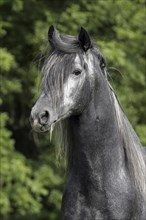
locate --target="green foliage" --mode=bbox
[0,113,63,219]
[0,0,145,219]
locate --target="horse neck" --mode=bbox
[69,76,125,176]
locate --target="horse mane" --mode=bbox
[109,85,146,201]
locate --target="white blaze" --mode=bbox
[63,54,94,107]
[63,77,77,106]
[63,55,81,106]
[83,52,94,77]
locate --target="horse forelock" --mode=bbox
[41,52,76,104]
[41,48,97,98]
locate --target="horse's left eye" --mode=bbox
[72,70,82,76]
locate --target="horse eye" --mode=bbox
[72,70,82,76]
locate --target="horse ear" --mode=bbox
[78,27,92,52]
[48,25,55,42]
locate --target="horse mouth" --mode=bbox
[31,112,71,133]
[31,119,57,133]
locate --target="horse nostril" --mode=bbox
[39,111,49,125]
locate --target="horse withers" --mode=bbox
[30,26,146,220]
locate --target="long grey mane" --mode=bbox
[109,85,146,201]
[42,32,146,202]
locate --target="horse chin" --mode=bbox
[31,121,50,133]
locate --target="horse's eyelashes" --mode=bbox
[72,69,82,76]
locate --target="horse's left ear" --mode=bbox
[78,27,92,52]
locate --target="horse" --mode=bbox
[30,25,146,220]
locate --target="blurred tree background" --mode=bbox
[0,0,146,219]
